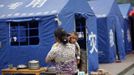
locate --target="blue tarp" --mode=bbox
[119,3,132,53]
[0,0,98,73]
[88,0,125,63]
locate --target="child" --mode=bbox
[69,32,81,65]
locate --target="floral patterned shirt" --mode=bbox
[46,43,77,75]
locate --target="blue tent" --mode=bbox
[88,0,125,63]
[0,0,98,73]
[119,3,132,53]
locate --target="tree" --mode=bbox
[117,0,134,6]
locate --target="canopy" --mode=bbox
[89,0,125,63]
[0,0,98,73]
[0,0,69,20]
[119,3,132,53]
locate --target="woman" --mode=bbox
[46,28,77,75]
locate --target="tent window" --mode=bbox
[10,21,39,46]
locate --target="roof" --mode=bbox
[0,0,69,19]
[88,0,114,17]
[118,3,132,18]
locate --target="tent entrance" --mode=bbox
[75,14,87,72]
[114,30,120,61]
[129,16,134,50]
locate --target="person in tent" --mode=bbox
[46,28,77,75]
[68,32,81,68]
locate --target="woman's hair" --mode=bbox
[54,27,68,45]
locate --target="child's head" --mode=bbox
[69,32,78,44]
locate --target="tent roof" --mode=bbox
[118,3,131,18]
[88,0,114,17]
[0,0,69,19]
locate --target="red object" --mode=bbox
[129,10,134,16]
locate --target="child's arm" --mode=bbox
[75,42,81,59]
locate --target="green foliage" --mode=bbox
[117,0,128,3]
[87,0,134,6]
[130,0,134,6]
[117,0,134,6]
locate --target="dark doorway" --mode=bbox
[114,29,120,61]
[75,14,86,50]
[75,14,87,73]
[129,16,134,50]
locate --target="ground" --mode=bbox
[99,52,134,75]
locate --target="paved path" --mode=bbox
[99,53,134,75]
[124,66,134,75]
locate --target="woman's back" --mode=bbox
[46,43,77,75]
[54,43,75,62]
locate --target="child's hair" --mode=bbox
[72,32,78,36]
[54,27,68,45]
